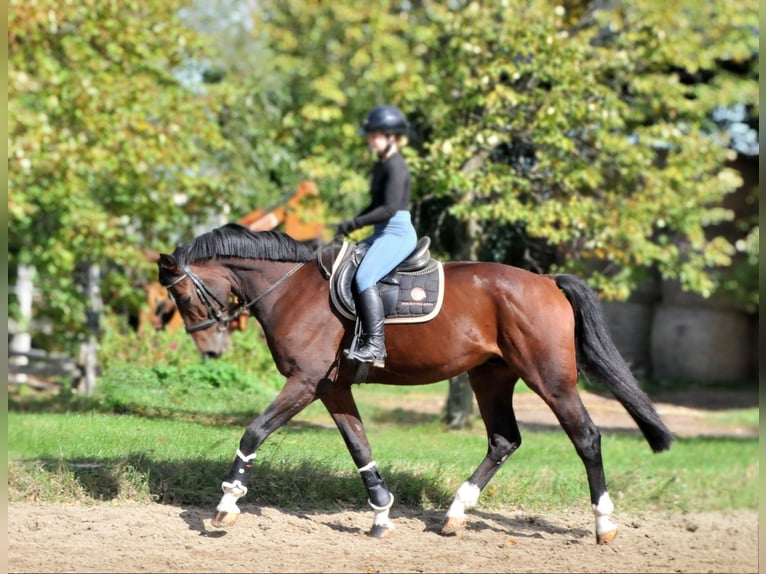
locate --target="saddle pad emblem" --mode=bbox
[410,287,427,302]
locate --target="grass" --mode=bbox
[7,326,759,515]
[8,407,758,513]
[706,408,760,428]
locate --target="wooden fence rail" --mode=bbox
[8,349,83,390]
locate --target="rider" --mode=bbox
[335,105,417,368]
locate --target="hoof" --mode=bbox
[441,516,466,536]
[368,524,395,539]
[211,511,239,529]
[597,528,618,545]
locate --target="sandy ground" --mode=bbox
[7,388,759,573]
[7,502,758,573]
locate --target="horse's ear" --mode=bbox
[158,253,178,272]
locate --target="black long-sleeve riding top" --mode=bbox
[353,152,411,228]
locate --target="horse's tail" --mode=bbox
[554,274,674,453]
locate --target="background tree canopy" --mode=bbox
[8,0,758,353]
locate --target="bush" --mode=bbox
[93,319,286,419]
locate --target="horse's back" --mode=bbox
[377,261,575,384]
[443,261,568,311]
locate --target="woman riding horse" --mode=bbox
[335,105,417,368]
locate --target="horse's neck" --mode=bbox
[237,260,319,320]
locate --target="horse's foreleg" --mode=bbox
[214,449,256,527]
[358,460,395,537]
[443,372,521,536]
[212,379,315,529]
[321,387,395,538]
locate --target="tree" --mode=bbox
[242,1,431,217]
[9,0,758,357]
[8,1,242,351]
[178,0,308,209]
[403,0,758,300]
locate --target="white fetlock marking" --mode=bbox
[217,479,248,514]
[370,493,395,528]
[592,492,617,536]
[237,449,257,462]
[357,461,377,473]
[446,482,481,518]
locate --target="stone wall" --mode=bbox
[602,281,757,384]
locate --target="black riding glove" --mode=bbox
[335,219,358,236]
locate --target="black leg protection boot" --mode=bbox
[359,465,394,509]
[345,286,387,368]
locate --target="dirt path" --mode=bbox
[369,387,759,439]
[7,502,757,573]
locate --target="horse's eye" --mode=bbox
[178,295,193,306]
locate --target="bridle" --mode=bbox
[162,262,304,334]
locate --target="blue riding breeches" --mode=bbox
[355,211,417,292]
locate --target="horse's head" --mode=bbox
[157,253,234,358]
[157,223,318,358]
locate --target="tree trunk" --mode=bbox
[443,214,481,429]
[444,371,473,429]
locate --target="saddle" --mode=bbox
[317,237,445,324]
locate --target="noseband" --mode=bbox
[162,262,304,334]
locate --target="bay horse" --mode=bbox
[157,223,673,544]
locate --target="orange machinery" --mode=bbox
[138,181,324,333]
[239,180,324,241]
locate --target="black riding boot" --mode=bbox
[345,286,386,368]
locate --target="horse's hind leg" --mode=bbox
[526,367,618,544]
[442,362,521,536]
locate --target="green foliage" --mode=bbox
[178,0,312,211]
[713,223,759,312]
[8,1,249,351]
[250,0,757,302]
[98,317,284,383]
[91,325,285,419]
[245,0,430,215]
[401,1,757,300]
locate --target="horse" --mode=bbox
[157,223,674,544]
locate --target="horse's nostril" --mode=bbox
[203,350,222,360]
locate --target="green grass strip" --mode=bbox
[8,411,757,513]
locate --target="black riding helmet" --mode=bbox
[360,105,408,135]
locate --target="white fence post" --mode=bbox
[79,263,103,396]
[9,264,35,380]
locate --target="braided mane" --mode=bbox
[173,223,317,266]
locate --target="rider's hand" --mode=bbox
[335,219,357,237]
